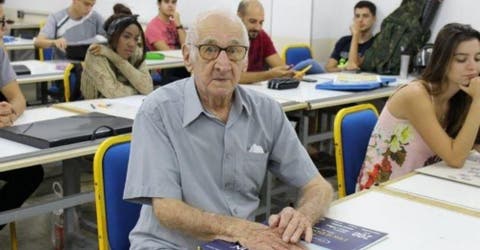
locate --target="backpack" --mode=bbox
[361,0,440,75]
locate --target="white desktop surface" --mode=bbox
[11,60,66,75]
[4,37,35,50]
[146,56,184,70]
[326,190,480,249]
[150,49,183,58]
[53,95,145,120]
[14,107,78,125]
[241,78,351,103]
[385,173,480,211]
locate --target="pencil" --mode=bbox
[295,64,312,78]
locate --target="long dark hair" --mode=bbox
[104,4,146,67]
[420,23,480,141]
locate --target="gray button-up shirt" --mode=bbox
[0,49,16,101]
[124,77,318,249]
[0,49,15,88]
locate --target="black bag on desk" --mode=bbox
[0,112,133,148]
[267,78,300,90]
[12,64,31,75]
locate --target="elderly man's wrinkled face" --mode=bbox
[185,14,248,100]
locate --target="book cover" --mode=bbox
[200,217,387,250]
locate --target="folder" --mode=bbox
[12,64,31,76]
[0,112,133,148]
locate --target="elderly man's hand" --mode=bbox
[0,102,15,128]
[268,207,314,244]
[238,224,306,250]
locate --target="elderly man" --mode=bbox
[0,0,44,231]
[123,10,333,249]
[34,0,105,59]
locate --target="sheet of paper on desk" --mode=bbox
[335,73,380,84]
[416,160,480,187]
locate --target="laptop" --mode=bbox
[0,112,133,148]
[12,64,31,75]
[66,44,91,61]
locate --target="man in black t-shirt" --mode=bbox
[325,1,376,72]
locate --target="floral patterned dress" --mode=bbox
[356,105,440,190]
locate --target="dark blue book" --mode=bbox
[199,217,387,250]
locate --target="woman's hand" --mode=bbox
[459,76,480,100]
[88,44,104,56]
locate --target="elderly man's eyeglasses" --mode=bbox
[195,44,248,62]
[0,17,14,28]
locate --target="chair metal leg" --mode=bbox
[9,222,18,250]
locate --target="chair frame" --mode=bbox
[93,134,132,250]
[62,63,75,102]
[334,104,378,198]
[281,43,314,65]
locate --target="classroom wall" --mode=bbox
[311,0,480,64]
[3,0,272,32]
[5,0,480,64]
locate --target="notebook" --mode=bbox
[315,74,396,91]
[0,112,133,149]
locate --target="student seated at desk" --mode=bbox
[237,0,322,84]
[325,1,376,72]
[357,23,480,190]
[34,0,105,59]
[145,0,189,84]
[0,0,43,231]
[81,5,153,99]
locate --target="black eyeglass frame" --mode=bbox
[194,44,249,62]
[0,17,14,28]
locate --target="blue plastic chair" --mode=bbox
[282,44,325,74]
[333,104,378,198]
[93,134,141,250]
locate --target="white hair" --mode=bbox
[185,9,249,62]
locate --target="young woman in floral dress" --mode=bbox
[357,23,480,190]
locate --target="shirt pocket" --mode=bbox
[237,152,268,194]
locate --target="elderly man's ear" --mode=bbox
[182,44,193,72]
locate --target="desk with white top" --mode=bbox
[0,105,135,244]
[243,73,409,147]
[11,60,66,85]
[145,49,185,70]
[323,188,480,249]
[382,171,480,216]
[4,37,35,51]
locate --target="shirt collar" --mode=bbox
[182,77,250,127]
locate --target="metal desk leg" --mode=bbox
[62,158,82,246]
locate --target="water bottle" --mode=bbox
[51,182,64,250]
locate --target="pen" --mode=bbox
[90,103,96,109]
[295,64,312,77]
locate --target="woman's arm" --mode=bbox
[390,81,480,167]
[101,46,153,95]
